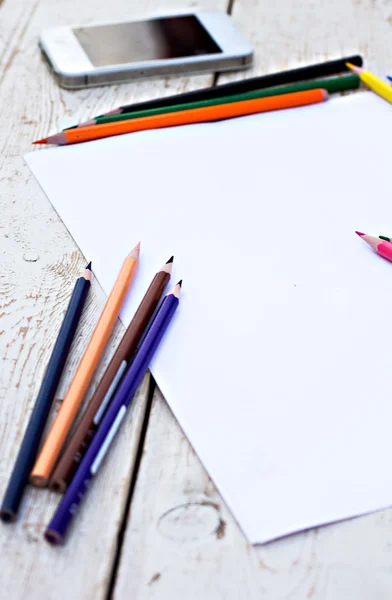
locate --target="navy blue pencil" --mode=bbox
[0,262,92,522]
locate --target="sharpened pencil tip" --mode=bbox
[355,231,365,237]
[346,62,361,75]
[86,261,92,270]
[33,138,47,144]
[128,242,141,260]
[166,256,174,264]
[171,280,182,298]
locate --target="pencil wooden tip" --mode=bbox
[346,62,361,75]
[33,138,47,144]
[161,256,173,274]
[83,261,92,281]
[355,233,380,252]
[171,280,182,298]
[129,242,141,259]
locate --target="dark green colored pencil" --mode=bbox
[77,74,360,127]
[66,54,363,130]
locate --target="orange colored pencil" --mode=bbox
[34,89,328,146]
[30,244,140,487]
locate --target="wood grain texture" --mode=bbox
[113,389,263,600]
[0,0,227,597]
[113,1,392,599]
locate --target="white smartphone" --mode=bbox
[39,12,253,89]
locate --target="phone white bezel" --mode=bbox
[39,11,253,87]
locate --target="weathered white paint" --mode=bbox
[4,0,392,597]
[0,0,225,597]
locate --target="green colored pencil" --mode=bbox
[379,235,391,242]
[75,74,360,128]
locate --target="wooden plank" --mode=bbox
[113,1,392,598]
[220,0,392,82]
[113,389,263,600]
[114,392,392,600]
[0,0,227,597]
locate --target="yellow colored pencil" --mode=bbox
[346,63,392,104]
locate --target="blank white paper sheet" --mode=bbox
[26,92,392,544]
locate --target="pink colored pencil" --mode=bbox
[355,231,392,262]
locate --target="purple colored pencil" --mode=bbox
[44,282,182,545]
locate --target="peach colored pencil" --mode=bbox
[30,244,140,487]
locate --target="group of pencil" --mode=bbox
[0,245,182,544]
[33,54,385,146]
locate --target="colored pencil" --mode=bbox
[44,281,182,545]
[356,231,392,262]
[50,256,173,493]
[346,64,392,104]
[33,88,328,146]
[379,235,391,242]
[67,54,362,128]
[30,244,140,487]
[0,263,92,522]
[78,75,360,127]
[387,76,392,84]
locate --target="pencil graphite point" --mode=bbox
[177,280,182,287]
[86,261,92,270]
[355,231,365,237]
[32,138,47,144]
[166,256,174,264]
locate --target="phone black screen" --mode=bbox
[73,16,222,67]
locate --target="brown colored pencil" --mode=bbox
[49,256,173,493]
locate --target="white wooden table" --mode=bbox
[2,1,392,598]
